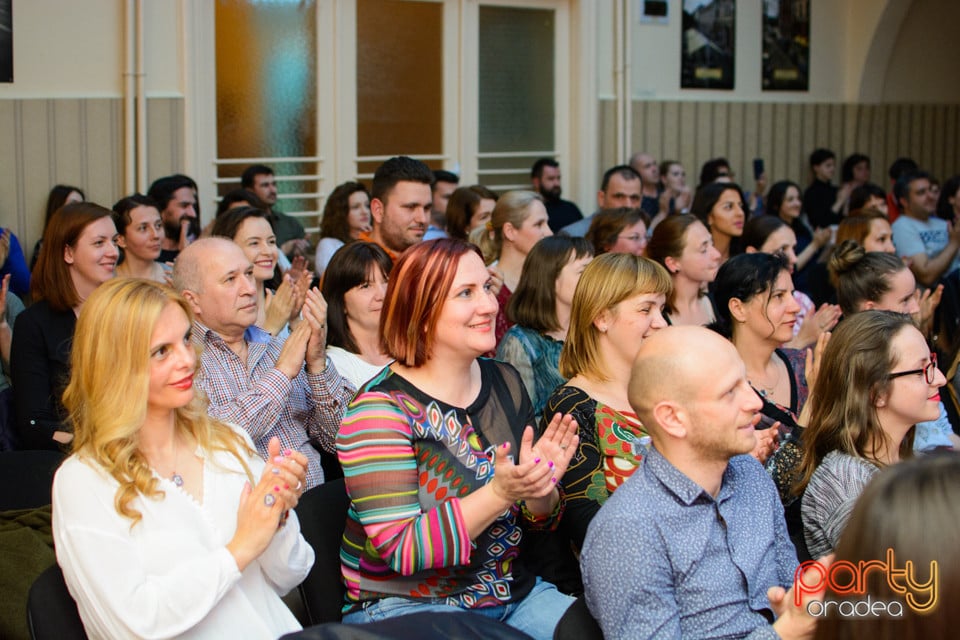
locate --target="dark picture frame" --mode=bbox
[762,0,810,91]
[681,0,735,90]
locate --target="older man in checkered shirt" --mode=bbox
[173,237,355,489]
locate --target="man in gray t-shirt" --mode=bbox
[892,170,960,286]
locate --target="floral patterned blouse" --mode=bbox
[522,385,648,595]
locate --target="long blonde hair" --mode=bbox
[470,190,542,264]
[63,278,255,526]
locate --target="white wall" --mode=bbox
[881,0,960,103]
[596,0,901,104]
[0,0,180,98]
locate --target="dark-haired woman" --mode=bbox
[321,241,394,389]
[445,185,498,241]
[691,181,747,264]
[766,180,831,292]
[585,207,648,256]
[713,252,828,559]
[12,202,117,449]
[113,194,167,282]
[647,215,720,326]
[741,215,841,349]
[315,182,371,277]
[213,207,309,337]
[496,236,593,416]
[712,253,824,482]
[31,184,85,272]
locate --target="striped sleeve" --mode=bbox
[337,392,472,575]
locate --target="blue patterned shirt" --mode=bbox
[581,447,797,640]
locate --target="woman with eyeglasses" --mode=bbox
[830,240,958,452]
[795,310,945,560]
[585,207,648,256]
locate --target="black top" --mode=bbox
[157,248,179,264]
[802,180,840,229]
[544,199,583,233]
[11,300,76,450]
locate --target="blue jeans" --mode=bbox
[342,578,574,640]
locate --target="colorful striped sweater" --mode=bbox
[336,358,550,612]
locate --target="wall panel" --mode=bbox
[0,97,182,252]
[608,100,960,197]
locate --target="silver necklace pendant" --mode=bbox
[171,473,184,487]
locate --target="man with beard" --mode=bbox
[360,156,433,262]
[531,158,583,233]
[148,174,199,263]
[581,326,825,640]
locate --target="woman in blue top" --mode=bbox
[496,236,593,415]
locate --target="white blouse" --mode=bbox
[52,427,315,640]
[326,346,389,390]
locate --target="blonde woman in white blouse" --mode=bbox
[52,278,314,639]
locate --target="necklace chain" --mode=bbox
[749,359,783,398]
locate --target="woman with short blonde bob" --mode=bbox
[471,190,553,345]
[52,279,314,638]
[529,253,671,593]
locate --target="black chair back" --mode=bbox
[0,450,65,511]
[295,477,351,625]
[26,564,86,640]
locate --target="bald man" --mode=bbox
[581,326,822,640]
[173,238,355,489]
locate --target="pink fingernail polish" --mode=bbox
[273,486,280,492]
[548,461,554,468]
[502,443,508,449]
[284,484,290,490]
[274,456,285,464]
[551,477,557,484]
[534,458,541,464]
[283,449,293,457]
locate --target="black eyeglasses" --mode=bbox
[888,353,938,385]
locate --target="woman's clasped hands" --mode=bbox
[490,413,578,505]
[227,437,308,571]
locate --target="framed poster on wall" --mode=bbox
[762,0,809,91]
[0,0,11,83]
[681,0,735,90]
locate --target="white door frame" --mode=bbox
[181,0,597,218]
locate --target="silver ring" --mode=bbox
[264,494,276,507]
[296,480,303,492]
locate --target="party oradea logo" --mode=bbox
[794,548,938,618]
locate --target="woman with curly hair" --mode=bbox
[52,278,314,638]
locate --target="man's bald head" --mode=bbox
[172,237,240,294]
[628,326,738,430]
